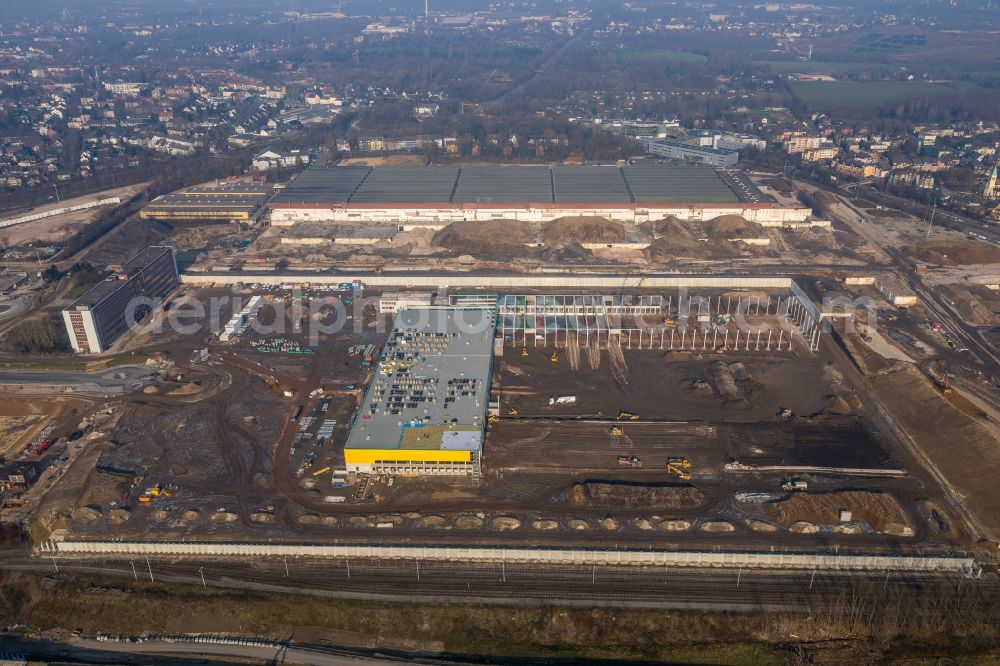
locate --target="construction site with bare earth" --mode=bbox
[0,160,998,664]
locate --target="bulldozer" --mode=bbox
[617,410,639,421]
[666,457,692,480]
[610,426,624,437]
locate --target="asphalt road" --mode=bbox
[0,364,159,392]
[0,636,441,665]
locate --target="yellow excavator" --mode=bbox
[508,407,519,416]
[549,350,558,365]
[617,410,639,421]
[521,347,529,357]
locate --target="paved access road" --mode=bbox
[0,364,159,392]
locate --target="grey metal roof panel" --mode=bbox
[349,167,459,204]
[552,166,632,203]
[452,166,553,204]
[623,164,739,204]
[271,166,371,205]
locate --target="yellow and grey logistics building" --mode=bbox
[139,183,274,222]
[344,306,496,477]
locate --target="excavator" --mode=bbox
[549,350,558,365]
[617,410,639,421]
[521,347,529,357]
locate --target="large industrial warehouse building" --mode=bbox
[344,307,495,477]
[268,163,811,226]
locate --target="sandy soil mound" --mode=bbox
[640,215,696,239]
[492,515,521,530]
[705,215,763,239]
[542,217,626,244]
[432,220,534,257]
[109,508,130,524]
[454,514,484,529]
[907,241,1000,266]
[701,520,735,532]
[416,515,447,528]
[298,514,320,525]
[71,507,100,522]
[766,491,909,532]
[532,519,560,530]
[565,482,704,510]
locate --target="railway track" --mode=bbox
[21,557,1000,614]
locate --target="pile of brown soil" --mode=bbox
[542,216,626,244]
[765,491,909,532]
[564,481,704,509]
[640,215,696,239]
[704,214,763,239]
[907,241,1000,266]
[432,220,534,257]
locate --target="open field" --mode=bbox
[616,48,708,64]
[754,60,891,75]
[338,155,427,167]
[0,182,148,248]
[790,80,976,106]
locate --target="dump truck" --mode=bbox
[618,455,642,467]
[781,478,808,491]
[549,394,576,406]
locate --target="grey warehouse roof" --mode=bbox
[346,307,496,452]
[271,163,760,207]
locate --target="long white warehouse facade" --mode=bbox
[267,164,812,227]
